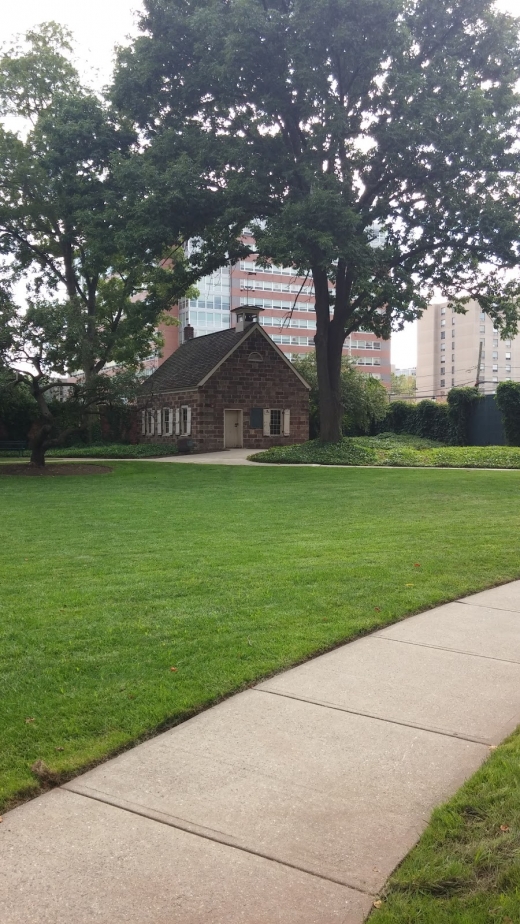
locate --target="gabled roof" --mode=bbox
[139,323,310,395]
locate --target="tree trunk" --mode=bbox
[313,267,345,443]
[29,424,52,468]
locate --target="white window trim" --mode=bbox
[178,405,192,436]
[163,408,172,436]
[263,408,290,437]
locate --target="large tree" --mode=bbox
[0,23,234,464]
[114,0,520,441]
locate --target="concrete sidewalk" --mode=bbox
[2,583,520,923]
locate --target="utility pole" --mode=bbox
[475,341,483,391]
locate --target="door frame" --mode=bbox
[223,409,243,449]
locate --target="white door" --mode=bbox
[224,410,243,448]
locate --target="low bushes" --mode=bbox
[47,443,177,459]
[375,387,482,445]
[251,436,520,469]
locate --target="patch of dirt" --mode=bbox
[0,463,113,476]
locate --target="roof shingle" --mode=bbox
[139,327,247,395]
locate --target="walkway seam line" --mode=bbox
[253,689,492,745]
[457,599,520,615]
[62,784,375,898]
[371,635,520,665]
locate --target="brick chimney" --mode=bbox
[184,324,195,341]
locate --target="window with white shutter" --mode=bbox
[283,409,291,436]
[156,409,162,435]
[270,409,282,435]
[175,408,181,435]
[147,410,155,436]
[163,408,172,435]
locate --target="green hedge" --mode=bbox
[496,381,520,446]
[375,388,481,445]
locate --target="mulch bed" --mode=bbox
[0,463,113,477]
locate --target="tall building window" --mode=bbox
[440,379,445,387]
[441,319,446,326]
[441,332,445,340]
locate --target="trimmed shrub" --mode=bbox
[414,400,450,441]
[496,381,520,446]
[376,388,483,445]
[380,401,417,434]
[447,387,481,445]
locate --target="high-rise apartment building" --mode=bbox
[152,233,391,384]
[417,299,518,400]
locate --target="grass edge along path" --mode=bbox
[370,725,520,923]
[2,462,520,823]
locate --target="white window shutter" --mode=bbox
[156,409,162,435]
[263,408,270,436]
[149,412,155,436]
[186,406,192,436]
[141,410,146,435]
[175,408,180,435]
[283,409,291,436]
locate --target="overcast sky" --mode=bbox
[2,0,520,368]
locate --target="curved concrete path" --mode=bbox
[2,582,520,923]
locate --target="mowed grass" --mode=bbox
[2,462,520,816]
[371,726,520,923]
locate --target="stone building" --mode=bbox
[138,307,310,452]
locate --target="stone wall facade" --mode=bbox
[137,328,309,452]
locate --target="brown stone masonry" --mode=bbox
[138,328,309,452]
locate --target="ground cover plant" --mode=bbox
[2,462,520,816]
[0,443,178,460]
[371,726,520,923]
[46,443,178,459]
[251,436,520,469]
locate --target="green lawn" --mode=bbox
[2,461,520,828]
[371,726,520,923]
